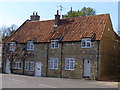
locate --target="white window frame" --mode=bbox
[9,42,16,51]
[49,58,58,70]
[81,38,91,48]
[25,62,34,71]
[13,61,22,69]
[65,58,75,70]
[51,40,59,49]
[27,41,34,50]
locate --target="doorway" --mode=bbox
[5,60,11,74]
[35,62,42,77]
[84,60,91,77]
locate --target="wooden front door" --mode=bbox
[84,60,91,77]
[35,62,42,77]
[5,60,11,74]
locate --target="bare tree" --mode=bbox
[0,24,18,40]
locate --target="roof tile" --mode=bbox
[5,14,110,43]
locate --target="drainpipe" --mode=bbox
[46,43,49,77]
[60,42,63,78]
[22,57,25,75]
[97,41,100,80]
[10,52,14,74]
[23,44,26,75]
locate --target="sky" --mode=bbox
[0,1,119,33]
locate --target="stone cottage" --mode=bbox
[2,11,120,80]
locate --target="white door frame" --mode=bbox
[5,59,11,74]
[35,62,42,77]
[84,60,91,77]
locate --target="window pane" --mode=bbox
[51,40,59,48]
[81,39,91,48]
[9,43,16,51]
[50,59,53,69]
[25,63,28,70]
[54,59,58,69]
[65,58,74,70]
[87,42,90,47]
[66,59,69,69]
[50,58,58,69]
[70,61,74,69]
[82,40,86,47]
[19,62,21,68]
[27,42,34,50]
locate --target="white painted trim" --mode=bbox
[13,61,22,69]
[84,60,91,77]
[35,62,42,77]
[81,38,91,48]
[51,40,59,49]
[27,41,34,50]
[65,58,75,70]
[9,42,16,51]
[25,61,34,71]
[49,58,58,70]
[5,59,11,74]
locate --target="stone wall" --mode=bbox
[99,17,120,81]
[2,41,99,80]
[46,41,99,79]
[47,43,62,77]
[61,41,99,79]
[2,43,48,76]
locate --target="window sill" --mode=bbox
[49,68,58,70]
[81,47,91,48]
[65,69,74,71]
[51,48,59,49]
[13,68,22,70]
[9,50,15,52]
[25,70,34,71]
[27,49,34,50]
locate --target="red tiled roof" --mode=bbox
[4,14,110,43]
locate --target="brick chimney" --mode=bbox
[54,10,60,27]
[30,12,40,21]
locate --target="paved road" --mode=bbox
[2,74,118,88]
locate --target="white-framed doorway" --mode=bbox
[84,60,91,77]
[35,62,42,77]
[5,60,11,74]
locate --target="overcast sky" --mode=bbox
[0,1,119,33]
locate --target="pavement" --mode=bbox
[1,74,119,88]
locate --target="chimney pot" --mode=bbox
[30,12,40,21]
[57,10,59,15]
[33,12,35,15]
[54,10,60,27]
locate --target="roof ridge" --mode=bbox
[99,13,110,40]
[29,14,110,23]
[4,13,111,43]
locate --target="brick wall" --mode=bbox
[2,41,99,80]
[99,17,120,81]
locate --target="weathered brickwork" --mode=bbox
[47,43,62,77]
[61,41,98,79]
[2,14,120,81]
[2,40,99,80]
[99,18,120,81]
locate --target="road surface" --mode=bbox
[2,74,118,88]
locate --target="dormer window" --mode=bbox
[27,41,34,50]
[9,42,16,51]
[81,38,91,48]
[51,40,59,49]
